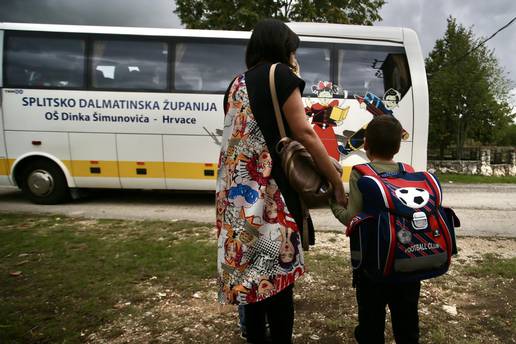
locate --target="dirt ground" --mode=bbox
[85,232,516,344]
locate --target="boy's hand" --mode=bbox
[333,183,348,208]
[329,188,348,226]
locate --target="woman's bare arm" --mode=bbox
[282,88,348,207]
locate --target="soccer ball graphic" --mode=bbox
[394,187,430,209]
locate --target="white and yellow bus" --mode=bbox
[0,22,428,204]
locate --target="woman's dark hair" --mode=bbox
[365,115,403,159]
[246,19,300,69]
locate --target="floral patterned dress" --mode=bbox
[216,73,305,305]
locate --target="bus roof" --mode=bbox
[287,22,403,43]
[0,22,405,43]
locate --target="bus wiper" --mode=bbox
[203,126,221,145]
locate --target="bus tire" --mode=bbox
[19,159,70,204]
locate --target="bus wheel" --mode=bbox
[20,159,70,204]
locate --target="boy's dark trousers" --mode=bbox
[244,284,294,344]
[354,271,421,344]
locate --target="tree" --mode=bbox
[174,0,385,30]
[426,17,514,159]
[496,123,516,146]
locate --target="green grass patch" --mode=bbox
[1,213,515,343]
[436,173,516,184]
[0,213,216,343]
[462,254,516,279]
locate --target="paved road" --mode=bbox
[0,183,515,237]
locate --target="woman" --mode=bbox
[216,19,347,343]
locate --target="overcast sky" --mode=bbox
[1,0,515,99]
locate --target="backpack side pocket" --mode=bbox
[347,214,374,271]
[442,207,460,255]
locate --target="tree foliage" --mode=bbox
[496,123,516,146]
[174,0,385,30]
[426,17,514,158]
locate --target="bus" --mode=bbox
[0,22,428,204]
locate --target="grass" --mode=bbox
[0,213,515,343]
[463,254,516,279]
[0,214,216,343]
[436,173,516,184]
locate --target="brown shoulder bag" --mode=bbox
[269,63,343,209]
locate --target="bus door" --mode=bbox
[70,133,121,188]
[117,134,165,189]
[163,134,219,190]
[0,30,9,183]
[334,43,413,166]
[0,93,9,184]
[163,39,246,190]
[298,41,414,182]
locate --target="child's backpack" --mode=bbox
[347,163,460,283]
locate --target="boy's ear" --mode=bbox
[363,138,369,151]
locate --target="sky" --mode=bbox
[1,0,515,104]
[377,0,516,95]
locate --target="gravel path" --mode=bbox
[0,183,515,237]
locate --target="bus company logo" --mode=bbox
[5,89,23,94]
[405,242,440,254]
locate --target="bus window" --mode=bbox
[296,46,331,96]
[5,35,85,88]
[337,45,411,98]
[174,42,246,93]
[91,39,168,90]
[380,54,411,97]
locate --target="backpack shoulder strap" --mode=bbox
[355,162,414,176]
[352,163,378,177]
[422,172,443,206]
[355,167,396,211]
[398,162,415,173]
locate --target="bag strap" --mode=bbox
[422,171,443,207]
[353,163,378,177]
[269,63,287,139]
[269,63,311,251]
[300,201,310,251]
[398,162,415,173]
[355,162,415,177]
[354,163,397,210]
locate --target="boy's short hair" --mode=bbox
[365,115,402,159]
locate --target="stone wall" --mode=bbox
[428,149,516,176]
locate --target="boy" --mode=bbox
[331,115,421,344]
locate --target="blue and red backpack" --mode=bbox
[347,163,460,283]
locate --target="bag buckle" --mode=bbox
[412,211,428,230]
